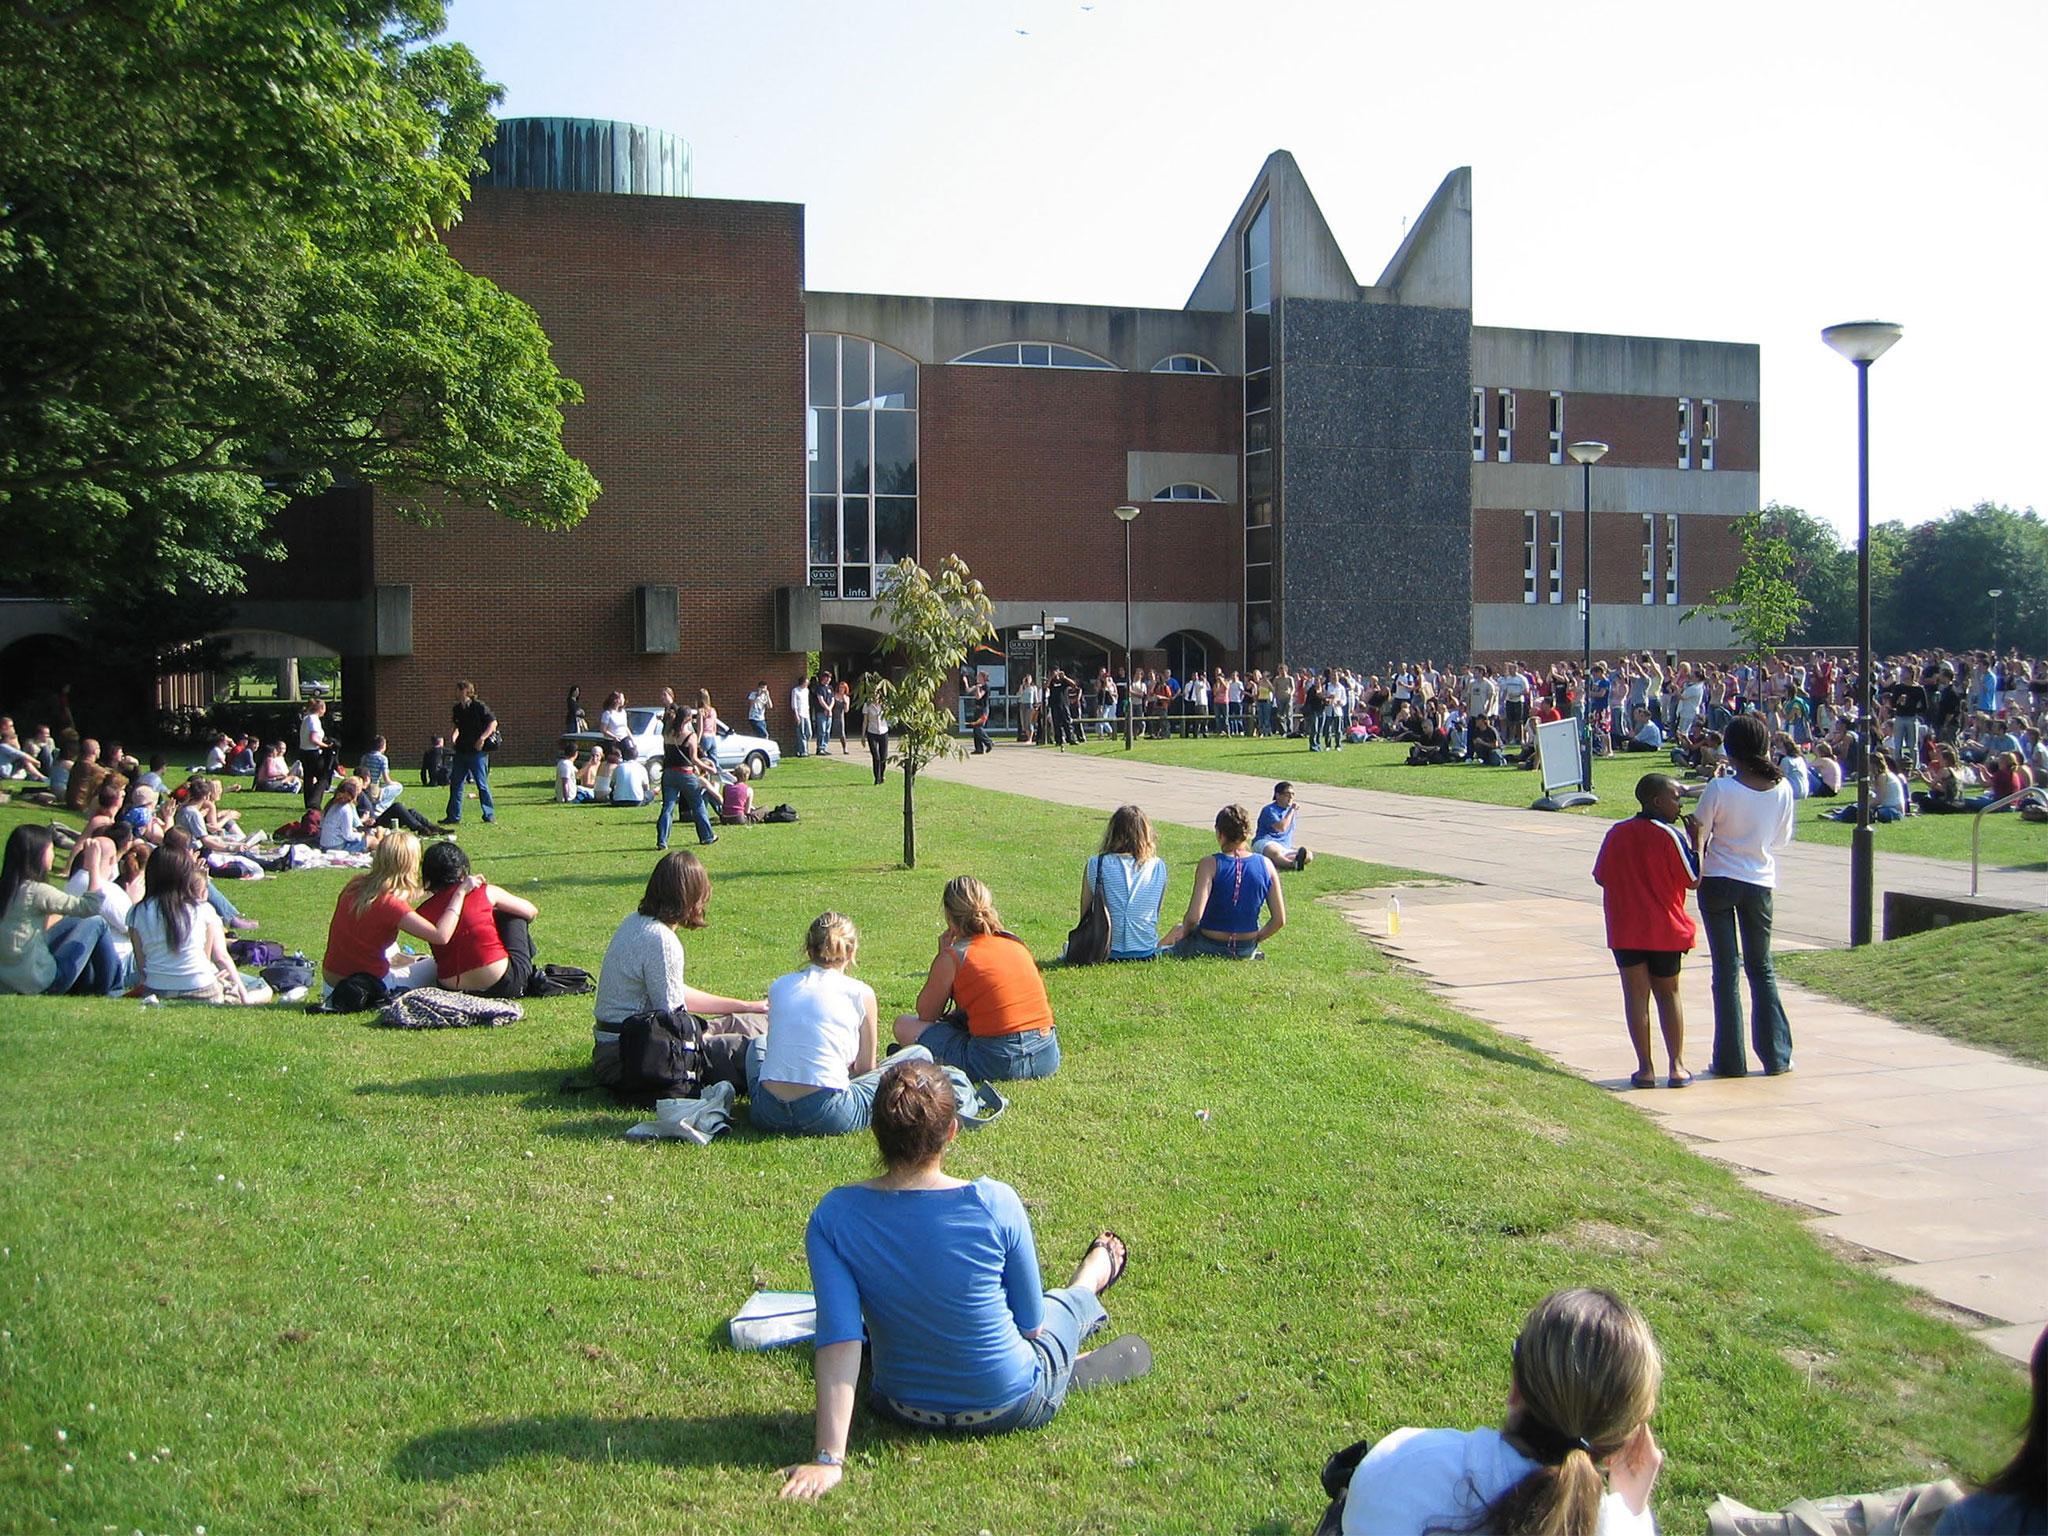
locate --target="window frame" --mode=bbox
[1152,483,1224,502]
[806,333,919,601]
[1524,510,1540,605]
[1472,387,1486,463]
[1548,391,1564,466]
[1677,396,1692,471]
[1496,389,1515,463]
[1151,353,1221,375]
[950,341,1119,370]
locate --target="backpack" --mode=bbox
[317,972,390,1014]
[260,954,316,994]
[525,962,594,998]
[762,803,799,823]
[228,938,286,968]
[604,1009,705,1105]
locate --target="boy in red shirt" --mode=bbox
[1592,773,1700,1089]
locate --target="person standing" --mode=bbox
[1694,715,1796,1078]
[445,679,496,826]
[862,679,892,785]
[812,672,836,757]
[657,688,718,849]
[1593,774,1699,1089]
[747,680,772,738]
[789,674,812,756]
[969,681,994,756]
[298,697,334,812]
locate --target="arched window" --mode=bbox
[1152,483,1222,502]
[1151,354,1220,374]
[950,342,1117,370]
[808,334,918,601]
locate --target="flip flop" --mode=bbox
[1070,1334,1152,1391]
[1628,1071,1658,1090]
[1082,1231,1129,1295]
[1667,1069,1694,1089]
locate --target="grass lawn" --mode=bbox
[1781,911,2048,1069]
[0,762,2027,1534]
[1063,735,2048,871]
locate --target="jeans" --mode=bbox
[971,721,994,754]
[657,771,715,847]
[47,914,123,995]
[445,750,493,823]
[794,713,811,756]
[1172,932,1263,961]
[867,730,889,783]
[871,1284,1107,1433]
[812,711,832,754]
[1698,876,1793,1075]
[205,884,244,924]
[745,1041,934,1136]
[915,1020,1060,1081]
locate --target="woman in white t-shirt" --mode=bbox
[130,845,271,1004]
[1693,715,1796,1077]
[1076,806,1169,961]
[747,912,934,1137]
[1340,1287,1664,1536]
[861,680,891,786]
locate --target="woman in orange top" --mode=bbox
[891,876,1058,1080]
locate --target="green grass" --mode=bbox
[0,763,2026,1534]
[1062,735,2048,870]
[1781,911,2048,1068]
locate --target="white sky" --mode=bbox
[444,0,2047,539]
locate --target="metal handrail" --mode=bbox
[1970,789,2030,896]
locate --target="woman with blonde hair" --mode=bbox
[1339,1287,1665,1535]
[319,832,464,993]
[892,877,1058,1079]
[749,912,934,1136]
[697,687,722,738]
[1075,805,1168,961]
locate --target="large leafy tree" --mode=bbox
[0,0,599,601]
[1889,503,2048,655]
[1685,510,1806,664]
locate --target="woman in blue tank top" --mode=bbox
[1163,804,1286,960]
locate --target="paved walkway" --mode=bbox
[915,745,2048,1361]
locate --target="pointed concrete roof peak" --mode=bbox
[1186,149,1361,312]
[1375,166,1472,311]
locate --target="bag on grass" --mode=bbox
[228,938,286,968]
[316,972,390,1014]
[1063,861,1111,966]
[261,954,315,993]
[1311,1438,1375,1536]
[601,1008,705,1104]
[376,987,522,1030]
[762,803,799,823]
[524,962,594,998]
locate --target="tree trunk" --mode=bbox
[901,762,917,868]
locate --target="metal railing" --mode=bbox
[1970,789,2030,896]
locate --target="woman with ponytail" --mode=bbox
[1340,1288,1665,1535]
[891,876,1059,1080]
[1694,713,1797,1078]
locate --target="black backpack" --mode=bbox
[525,962,594,998]
[607,1009,705,1105]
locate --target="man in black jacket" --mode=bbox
[446,680,496,825]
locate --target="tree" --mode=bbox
[0,0,599,602]
[1751,503,1857,645]
[871,556,996,869]
[1888,503,2048,654]
[1685,510,1805,663]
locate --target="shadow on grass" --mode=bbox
[1376,1013,1578,1080]
[391,1411,803,1480]
[355,1068,578,1105]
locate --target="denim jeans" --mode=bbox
[47,914,123,995]
[745,1041,934,1136]
[914,1020,1060,1081]
[1698,876,1794,1075]
[812,711,832,754]
[445,750,493,823]
[871,1284,1107,1433]
[1171,932,1264,961]
[794,713,810,756]
[656,771,715,847]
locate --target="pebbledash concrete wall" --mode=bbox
[1277,298,1473,668]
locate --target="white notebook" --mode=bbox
[729,1290,817,1351]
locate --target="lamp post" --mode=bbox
[1989,588,2004,655]
[1822,319,1903,949]
[1114,505,1141,749]
[1567,441,1610,793]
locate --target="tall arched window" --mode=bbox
[808,335,917,600]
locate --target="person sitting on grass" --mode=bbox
[1252,781,1313,872]
[1162,804,1286,961]
[130,845,273,1005]
[254,742,300,795]
[721,763,760,824]
[1469,714,1506,767]
[892,877,1059,1080]
[749,912,933,1136]
[1809,738,1842,797]
[413,840,538,999]
[0,826,123,997]
[778,1058,1135,1502]
[1076,805,1168,961]
[157,828,261,932]
[1935,1321,2047,1534]
[318,776,372,854]
[1337,1287,1665,1536]
[1622,707,1664,753]
[555,740,593,804]
[1593,774,1699,1090]
[607,744,651,808]
[320,832,463,996]
[594,850,766,1094]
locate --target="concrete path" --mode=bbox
[914,746,2048,1361]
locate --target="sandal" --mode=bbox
[1082,1231,1129,1296]
[1667,1069,1694,1089]
[1628,1071,1658,1090]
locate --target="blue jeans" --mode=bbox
[1698,876,1794,1075]
[812,711,832,754]
[1172,932,1263,961]
[205,884,244,923]
[794,713,811,755]
[871,1285,1107,1433]
[445,750,493,823]
[657,771,715,847]
[915,1020,1060,1081]
[745,1042,934,1136]
[48,915,123,995]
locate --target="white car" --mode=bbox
[565,707,780,779]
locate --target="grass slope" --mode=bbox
[1062,736,2048,871]
[1781,911,2048,1068]
[0,763,2025,1534]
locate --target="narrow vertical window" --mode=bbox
[1472,387,1486,462]
[1677,397,1692,471]
[1664,515,1681,605]
[1496,389,1515,463]
[1241,197,1274,668]
[1549,510,1566,605]
[1641,514,1657,604]
[1700,399,1717,472]
[1524,511,1539,604]
[1548,391,1564,465]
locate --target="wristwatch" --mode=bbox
[814,1450,843,1467]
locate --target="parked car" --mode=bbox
[564,707,780,780]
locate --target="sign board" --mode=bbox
[1534,716,1585,796]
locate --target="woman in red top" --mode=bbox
[415,840,540,997]
[891,876,1058,1080]
[1591,773,1700,1090]
[320,832,467,992]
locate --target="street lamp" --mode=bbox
[1989,588,2004,655]
[1567,441,1610,795]
[1114,505,1141,750]
[1822,319,1903,948]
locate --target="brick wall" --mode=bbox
[1474,508,1747,607]
[1466,388,1759,474]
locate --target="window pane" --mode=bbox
[809,564,837,592]
[841,339,872,409]
[1245,409,1270,456]
[808,408,837,493]
[1245,494,1272,528]
[1245,454,1272,502]
[1051,345,1109,369]
[874,346,917,409]
[1244,370,1270,413]
[841,412,870,495]
[1020,343,1051,367]
[841,496,870,562]
[1245,525,1272,564]
[1246,564,1272,603]
[840,566,872,600]
[1246,263,1271,314]
[809,496,838,564]
[875,497,916,566]
[1244,311,1270,370]
[873,410,917,496]
[1245,202,1270,269]
[808,334,837,407]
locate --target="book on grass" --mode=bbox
[729,1290,816,1351]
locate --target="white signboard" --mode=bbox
[1534,716,1585,796]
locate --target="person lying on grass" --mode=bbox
[779,1058,1134,1502]
[1337,1287,1665,1536]
[1162,804,1287,961]
[1592,774,1699,1091]
[891,876,1059,1080]
[414,840,538,999]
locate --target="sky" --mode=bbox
[441,0,2047,539]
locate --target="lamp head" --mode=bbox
[1566,440,1610,467]
[1113,503,1141,523]
[1989,588,2004,599]
[1821,321,1903,364]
